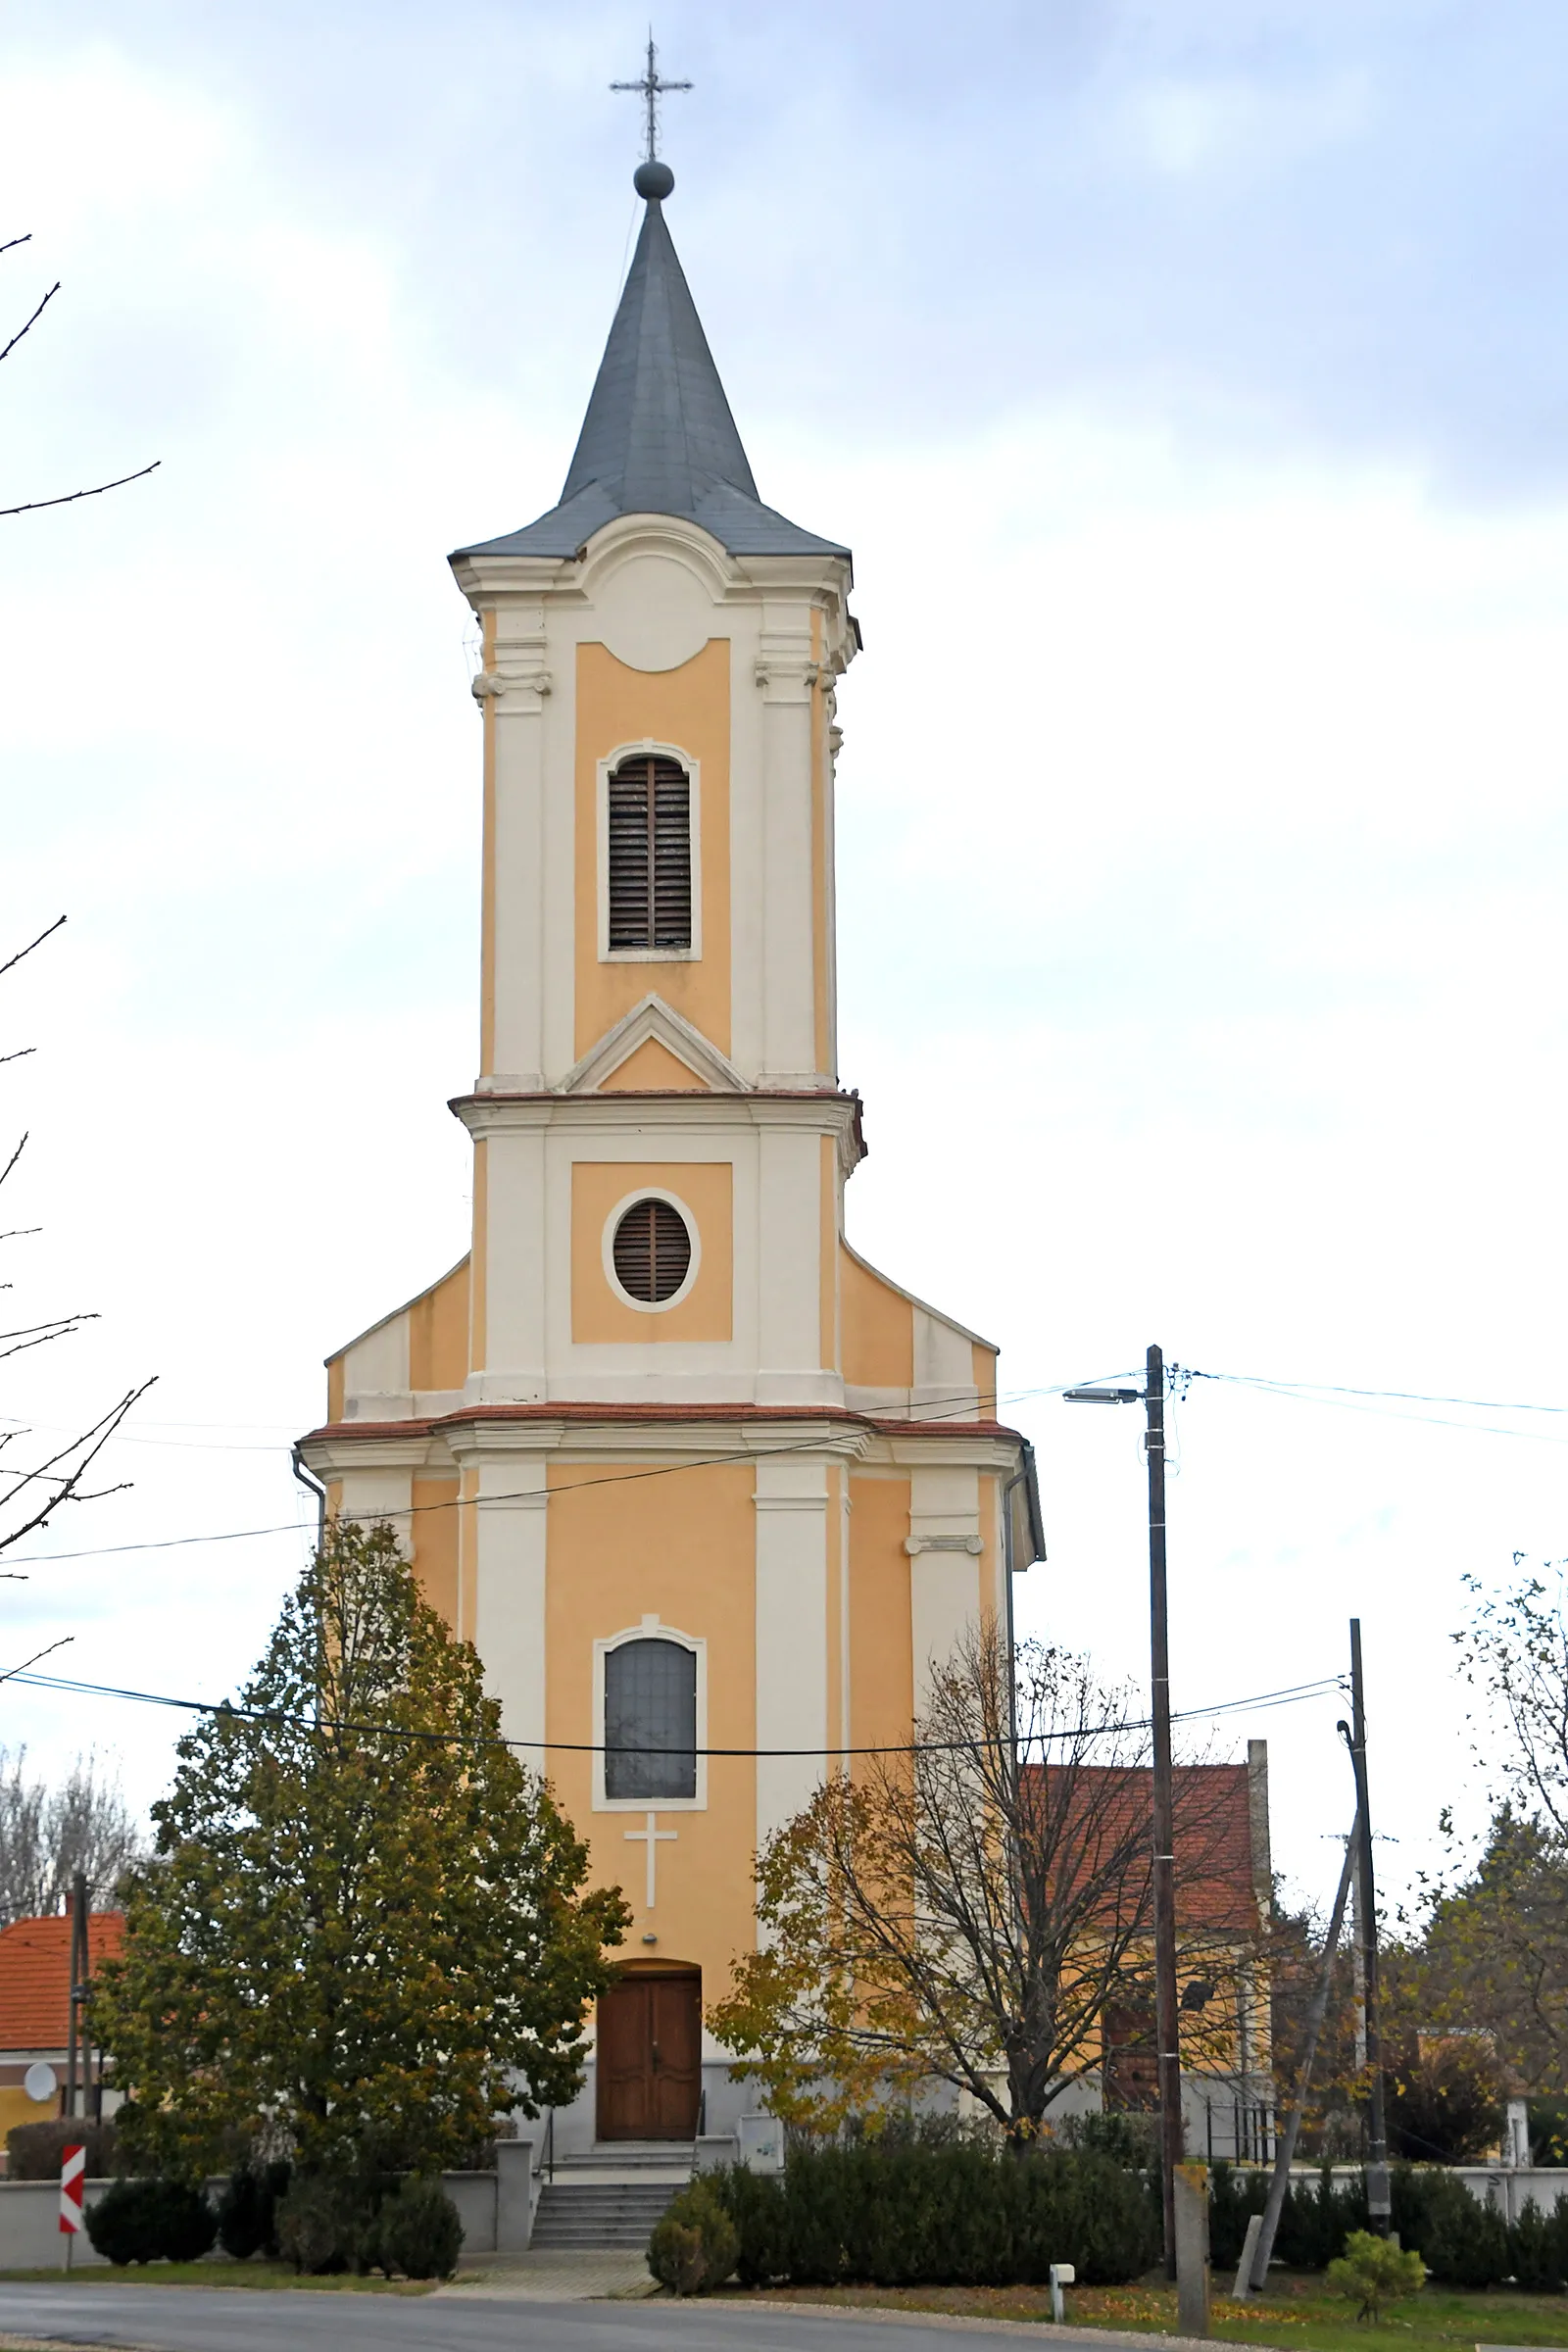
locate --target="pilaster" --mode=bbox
[754,1454,829,1854]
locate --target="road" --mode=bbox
[0,2283,1095,2351]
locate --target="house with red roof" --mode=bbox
[0,1908,123,2143]
[1023,1740,1274,2158]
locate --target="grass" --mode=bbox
[0,2259,435,2293]
[727,2271,1568,2348]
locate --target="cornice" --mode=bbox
[298,1399,1028,1475]
[450,1085,867,1173]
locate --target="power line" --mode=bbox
[1,1377,1113,1568]
[7,1664,1346,1760]
[1188,1368,1568,1416]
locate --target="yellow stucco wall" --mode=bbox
[570,1161,733,1345]
[409,1261,469,1392]
[411,1476,461,1629]
[848,1473,914,1761]
[600,1037,709,1092]
[545,1458,758,1988]
[574,639,732,1061]
[840,1247,914,1389]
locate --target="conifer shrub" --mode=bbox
[372,2179,464,2280]
[649,2181,740,2296]
[700,2142,1158,2288]
[1326,2229,1425,2321]
[1402,2169,1509,2288]
[215,2161,291,2260]
[84,2177,217,2266]
[274,2173,378,2275]
[1508,2197,1566,2293]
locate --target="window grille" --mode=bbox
[612,1198,692,1303]
[605,1637,698,1801]
[608,755,692,951]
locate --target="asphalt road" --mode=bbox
[0,2284,1093,2352]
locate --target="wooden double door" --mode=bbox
[596,1970,702,2140]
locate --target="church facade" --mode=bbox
[299,161,1044,2148]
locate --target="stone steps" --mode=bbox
[531,2179,687,2250]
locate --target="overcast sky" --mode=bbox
[2,0,1566,1927]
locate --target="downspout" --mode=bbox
[291,1446,327,1552]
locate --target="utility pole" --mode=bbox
[1064,1343,1184,2276]
[64,1869,87,2123]
[1343,1622,1390,2231]
[1146,1346,1183,2278]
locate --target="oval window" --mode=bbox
[612,1198,692,1303]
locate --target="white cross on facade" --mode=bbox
[624,1810,677,1907]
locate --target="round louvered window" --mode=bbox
[612,1197,692,1304]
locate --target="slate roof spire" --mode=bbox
[453,167,847,565]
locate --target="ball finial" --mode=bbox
[634,159,674,201]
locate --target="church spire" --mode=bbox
[560,173,760,520]
[453,164,847,565]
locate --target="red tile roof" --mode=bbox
[1022,1763,1263,1936]
[0,1913,124,2052]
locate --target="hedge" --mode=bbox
[703,2142,1160,2287]
[1208,2161,1564,2290]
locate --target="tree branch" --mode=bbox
[0,280,59,368]
[0,461,161,520]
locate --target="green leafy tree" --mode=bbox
[1403,1564,1568,2090]
[95,1521,627,2177]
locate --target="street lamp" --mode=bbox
[1065,1344,1182,2278]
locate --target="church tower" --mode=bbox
[300,157,1044,2149]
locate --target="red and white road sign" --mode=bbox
[59,2143,84,2235]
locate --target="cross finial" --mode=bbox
[612,30,692,169]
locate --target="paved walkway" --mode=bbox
[441,2248,657,2300]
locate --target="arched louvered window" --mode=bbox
[605,1636,698,1801]
[607,755,692,952]
[612,1197,693,1303]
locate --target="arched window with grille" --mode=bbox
[606,754,692,952]
[604,1636,698,1801]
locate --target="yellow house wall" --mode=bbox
[972,1343,998,1416]
[574,639,732,1061]
[545,1459,758,1989]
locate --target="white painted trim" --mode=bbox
[596,740,702,964]
[592,1618,709,1812]
[560,993,747,1096]
[601,1185,702,1315]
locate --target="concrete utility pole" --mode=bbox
[1064,1343,1184,2276]
[1343,1620,1391,2230]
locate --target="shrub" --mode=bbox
[1399,2168,1509,2288]
[85,2177,217,2266]
[1326,2230,1425,2321]
[704,2143,1158,2289]
[1385,2037,1507,2166]
[1509,2197,1565,2292]
[6,2117,118,2180]
[373,2179,464,2280]
[216,2161,291,2261]
[274,2173,379,2275]
[649,2181,739,2296]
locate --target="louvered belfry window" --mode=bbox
[607,755,692,951]
[612,1198,692,1303]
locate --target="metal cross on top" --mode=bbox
[612,31,692,165]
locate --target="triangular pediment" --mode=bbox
[561,995,746,1096]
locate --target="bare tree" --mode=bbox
[1,919,153,1579]
[710,1628,1258,2142]
[2,232,159,517]
[0,1747,142,1927]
